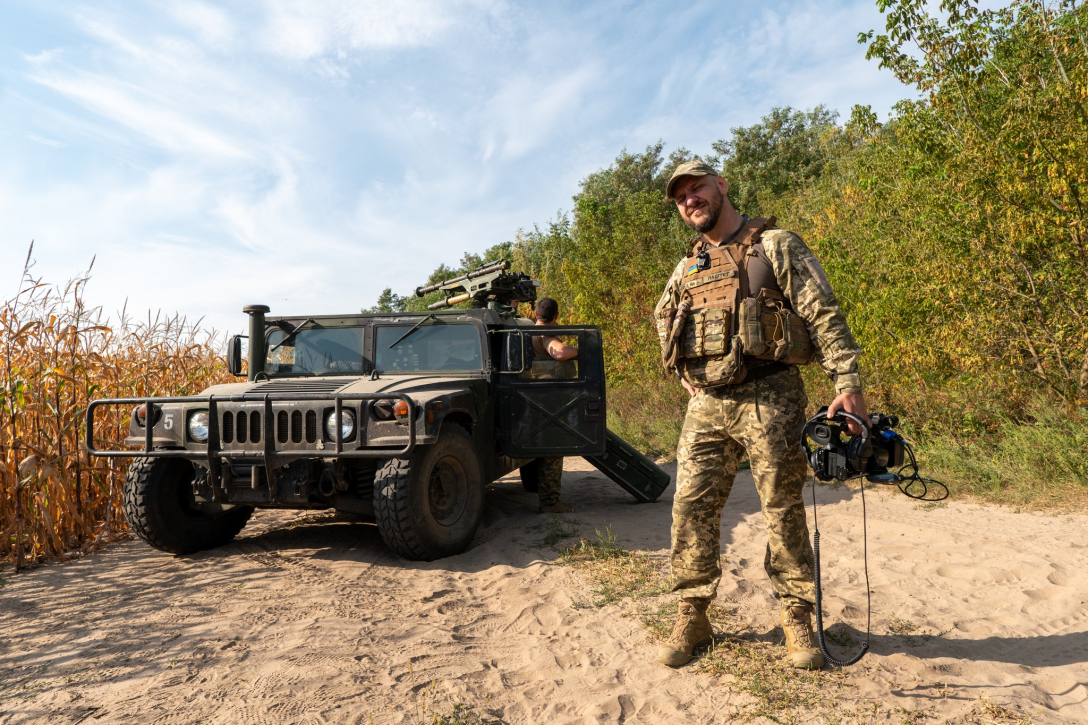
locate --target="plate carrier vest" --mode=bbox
[660,216,815,388]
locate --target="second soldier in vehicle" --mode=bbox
[654,161,869,669]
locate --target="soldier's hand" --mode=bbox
[827,392,869,435]
[680,377,697,398]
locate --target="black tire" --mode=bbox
[123,457,253,555]
[519,459,541,493]
[373,425,484,560]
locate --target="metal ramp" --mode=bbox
[584,429,672,503]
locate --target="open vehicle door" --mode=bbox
[494,326,606,458]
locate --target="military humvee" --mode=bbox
[87,263,669,560]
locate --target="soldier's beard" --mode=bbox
[688,188,723,233]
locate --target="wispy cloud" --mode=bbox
[482,65,600,160]
[257,0,501,59]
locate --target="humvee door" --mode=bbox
[494,326,606,458]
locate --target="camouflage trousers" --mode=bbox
[671,366,815,608]
[538,457,564,506]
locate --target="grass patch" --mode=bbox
[526,517,581,550]
[606,378,687,459]
[558,527,669,607]
[967,693,1034,724]
[415,680,503,725]
[695,606,854,721]
[555,530,858,721]
[422,702,500,725]
[903,402,1088,511]
[888,618,939,648]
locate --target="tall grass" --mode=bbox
[1,251,231,571]
[609,368,1088,510]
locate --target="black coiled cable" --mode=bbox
[810,473,870,667]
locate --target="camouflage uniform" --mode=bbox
[655,229,862,607]
[537,457,565,507]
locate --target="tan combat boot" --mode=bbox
[656,600,712,667]
[781,604,824,670]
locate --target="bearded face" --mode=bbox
[674,176,725,233]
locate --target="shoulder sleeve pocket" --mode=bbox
[793,255,834,297]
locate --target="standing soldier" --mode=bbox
[653,161,869,669]
[531,297,578,514]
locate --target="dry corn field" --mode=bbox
[0,258,232,573]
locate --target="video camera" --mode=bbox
[800,407,946,499]
[801,408,904,483]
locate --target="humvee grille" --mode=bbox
[291,411,303,443]
[223,411,234,443]
[305,411,318,443]
[277,411,289,443]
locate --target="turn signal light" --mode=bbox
[393,400,410,418]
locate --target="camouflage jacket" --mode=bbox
[653,229,863,395]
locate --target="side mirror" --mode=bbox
[227,335,245,376]
[502,331,531,374]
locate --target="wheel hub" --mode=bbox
[427,456,468,526]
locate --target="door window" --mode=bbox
[520,331,582,381]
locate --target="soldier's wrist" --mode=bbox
[834,372,863,395]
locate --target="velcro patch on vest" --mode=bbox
[682,269,735,290]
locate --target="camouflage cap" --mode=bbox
[665,160,718,200]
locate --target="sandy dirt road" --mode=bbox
[1,459,1086,724]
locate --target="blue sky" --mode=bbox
[0,0,909,334]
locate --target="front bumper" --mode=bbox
[87,391,417,468]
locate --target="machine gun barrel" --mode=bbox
[414,259,509,297]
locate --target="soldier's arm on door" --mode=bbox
[545,336,578,361]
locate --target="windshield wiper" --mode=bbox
[388,314,436,348]
[268,318,317,354]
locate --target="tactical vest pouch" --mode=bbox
[680,307,729,359]
[739,298,766,357]
[656,307,677,350]
[766,310,815,366]
[680,335,746,388]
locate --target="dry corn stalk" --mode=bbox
[1,252,232,570]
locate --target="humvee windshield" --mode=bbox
[375,324,483,373]
[266,326,364,375]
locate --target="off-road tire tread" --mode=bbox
[373,457,428,559]
[124,457,253,555]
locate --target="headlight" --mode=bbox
[188,411,210,442]
[325,409,356,440]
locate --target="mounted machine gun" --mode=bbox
[415,259,540,312]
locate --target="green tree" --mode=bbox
[364,288,407,313]
[712,106,841,217]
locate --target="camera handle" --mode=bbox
[804,409,872,668]
[800,409,870,472]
